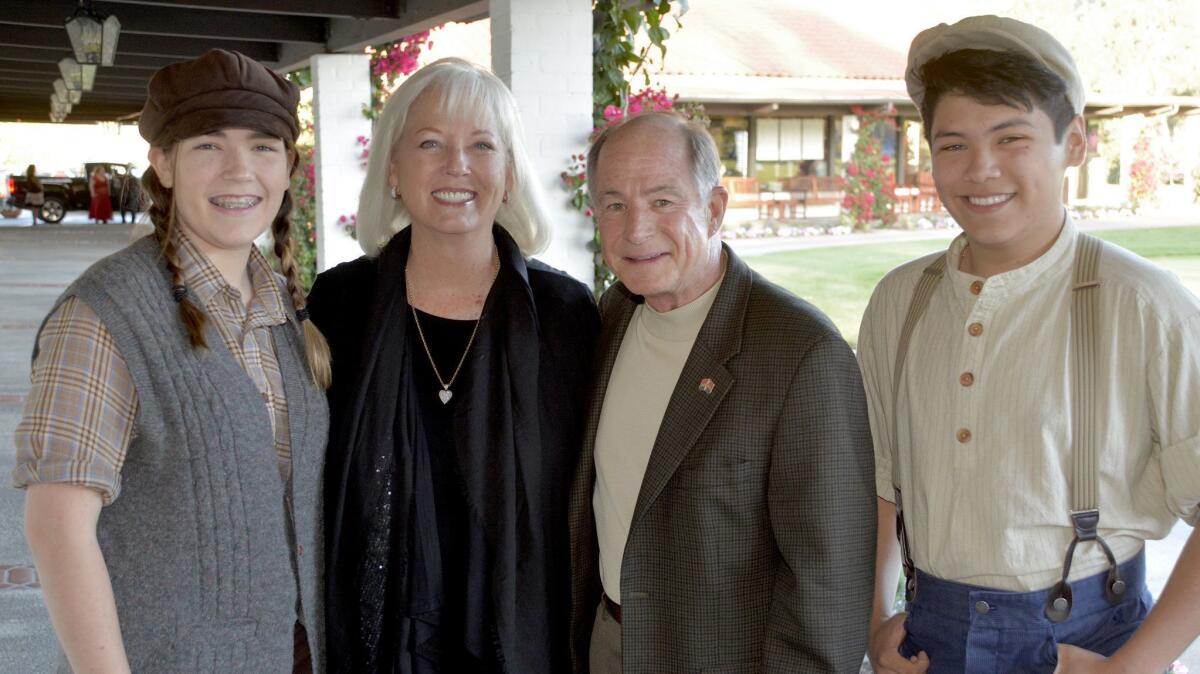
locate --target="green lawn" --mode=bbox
[743,226,1200,348]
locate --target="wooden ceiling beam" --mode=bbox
[102,0,405,20]
[0,0,327,44]
[0,24,277,61]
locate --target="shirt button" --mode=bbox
[959,372,975,387]
[297,544,305,556]
[975,600,990,614]
[969,280,984,295]
[957,428,972,443]
[968,322,984,337]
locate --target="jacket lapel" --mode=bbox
[630,245,751,528]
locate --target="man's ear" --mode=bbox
[1063,115,1087,168]
[706,185,729,238]
[148,147,174,189]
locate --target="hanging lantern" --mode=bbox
[58,56,97,92]
[53,78,83,105]
[50,93,73,118]
[65,1,120,67]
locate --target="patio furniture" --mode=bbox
[788,175,844,217]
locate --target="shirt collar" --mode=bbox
[638,271,725,342]
[175,231,290,326]
[945,212,1077,302]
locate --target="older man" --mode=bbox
[567,111,876,674]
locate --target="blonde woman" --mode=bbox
[309,58,598,673]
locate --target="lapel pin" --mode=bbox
[698,377,716,395]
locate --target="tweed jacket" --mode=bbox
[568,245,876,674]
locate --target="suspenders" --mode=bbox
[890,254,947,603]
[889,233,1125,621]
[1046,233,1127,620]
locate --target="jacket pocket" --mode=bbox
[701,663,759,674]
[676,457,752,488]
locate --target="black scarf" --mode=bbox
[325,226,552,673]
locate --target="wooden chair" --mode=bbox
[721,176,763,213]
[788,175,844,217]
[916,171,942,212]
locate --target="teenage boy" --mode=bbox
[859,15,1200,674]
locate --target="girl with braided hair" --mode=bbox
[14,50,331,673]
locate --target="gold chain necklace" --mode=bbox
[406,249,499,404]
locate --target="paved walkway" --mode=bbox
[0,220,137,672]
[1,217,1198,670]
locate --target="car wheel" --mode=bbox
[40,197,66,224]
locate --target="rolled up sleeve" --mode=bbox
[13,297,136,505]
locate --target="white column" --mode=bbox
[491,0,593,284]
[311,53,372,271]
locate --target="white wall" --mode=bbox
[490,0,594,283]
[311,53,372,271]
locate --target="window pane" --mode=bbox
[755,118,779,161]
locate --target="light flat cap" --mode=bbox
[906,15,1085,115]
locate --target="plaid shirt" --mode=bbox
[13,233,293,504]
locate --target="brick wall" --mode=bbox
[491,0,593,283]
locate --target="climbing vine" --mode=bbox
[571,0,689,293]
[592,0,682,127]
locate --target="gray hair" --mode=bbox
[586,111,722,206]
[355,57,551,257]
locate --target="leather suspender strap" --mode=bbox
[1045,232,1127,622]
[890,253,947,601]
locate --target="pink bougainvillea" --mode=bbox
[371,30,432,83]
[597,87,676,130]
[337,213,359,239]
[841,105,898,230]
[563,87,696,214]
[1128,127,1167,212]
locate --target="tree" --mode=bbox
[1005,0,1200,97]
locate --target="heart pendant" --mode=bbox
[438,389,453,404]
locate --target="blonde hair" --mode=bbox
[355,57,551,257]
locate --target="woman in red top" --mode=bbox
[88,165,113,224]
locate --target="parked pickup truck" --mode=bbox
[6,163,140,223]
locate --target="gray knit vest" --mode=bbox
[40,237,328,673]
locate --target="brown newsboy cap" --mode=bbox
[139,49,300,147]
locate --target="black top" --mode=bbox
[408,308,501,671]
